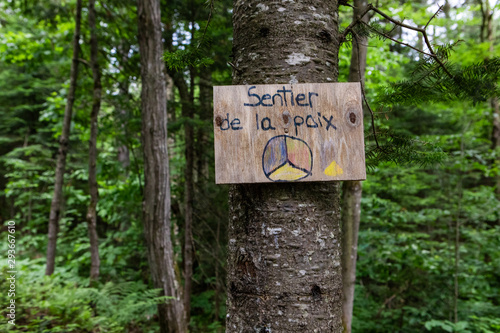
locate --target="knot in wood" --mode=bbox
[259,27,270,38]
[349,112,357,124]
[317,29,332,43]
[215,115,223,126]
[311,284,322,301]
[282,110,291,124]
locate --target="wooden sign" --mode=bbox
[213,83,366,184]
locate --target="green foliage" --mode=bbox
[163,42,215,71]
[366,130,447,168]
[0,1,498,332]
[0,261,165,332]
[425,319,471,332]
[347,2,500,333]
[379,57,500,107]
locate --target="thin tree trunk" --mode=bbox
[341,179,362,332]
[183,75,195,326]
[182,135,194,327]
[227,1,343,331]
[214,214,221,327]
[342,0,368,331]
[86,0,101,282]
[454,207,461,324]
[348,0,369,84]
[183,13,196,316]
[169,71,195,326]
[492,98,500,197]
[115,42,132,173]
[454,130,466,323]
[137,0,187,332]
[483,0,500,196]
[197,69,212,183]
[46,0,82,276]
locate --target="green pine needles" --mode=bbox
[163,29,214,71]
[365,130,447,169]
[379,56,500,107]
[341,4,499,169]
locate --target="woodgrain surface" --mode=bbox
[214,83,366,184]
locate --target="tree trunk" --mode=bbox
[484,1,500,196]
[137,0,187,332]
[183,74,195,326]
[183,107,194,327]
[197,69,212,183]
[347,0,368,84]
[491,98,500,197]
[342,1,368,331]
[46,0,82,276]
[340,180,362,332]
[215,213,222,327]
[169,71,195,326]
[479,0,500,195]
[86,0,101,282]
[227,1,342,331]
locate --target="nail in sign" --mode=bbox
[213,83,366,184]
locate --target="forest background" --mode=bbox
[0,0,499,332]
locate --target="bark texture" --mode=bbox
[46,0,82,276]
[171,72,195,324]
[342,0,368,331]
[340,180,362,332]
[347,0,368,84]
[183,102,194,327]
[86,0,101,282]
[228,1,342,331]
[197,69,212,183]
[137,1,186,332]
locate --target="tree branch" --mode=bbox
[340,3,374,43]
[197,0,215,49]
[77,58,91,67]
[362,21,434,58]
[353,33,379,148]
[425,5,443,30]
[341,3,455,80]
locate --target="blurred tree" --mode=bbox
[86,0,101,282]
[46,0,82,276]
[137,0,186,331]
[342,1,369,331]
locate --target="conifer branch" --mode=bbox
[425,5,443,30]
[340,4,373,43]
[362,21,434,58]
[372,5,454,79]
[340,3,455,80]
[362,86,380,148]
[198,0,215,50]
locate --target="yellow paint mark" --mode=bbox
[324,160,344,177]
[269,163,308,181]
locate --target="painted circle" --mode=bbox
[262,135,313,182]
